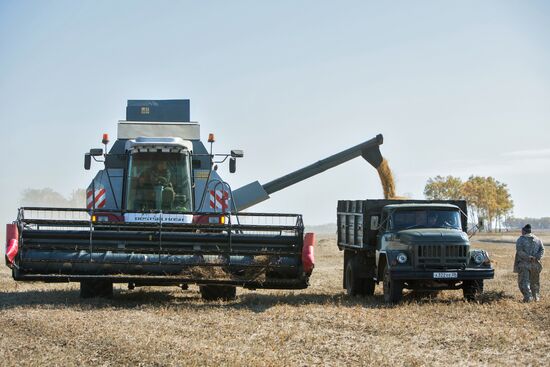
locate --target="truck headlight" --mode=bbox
[396,253,408,264]
[473,252,485,265]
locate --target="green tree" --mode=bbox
[20,188,86,208]
[424,175,463,200]
[424,175,514,232]
[460,176,513,232]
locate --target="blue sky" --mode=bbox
[1,0,549,225]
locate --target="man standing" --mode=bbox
[514,224,545,302]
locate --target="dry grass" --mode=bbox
[1,235,549,366]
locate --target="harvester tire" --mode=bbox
[80,280,113,299]
[463,280,484,301]
[200,285,237,301]
[383,266,403,304]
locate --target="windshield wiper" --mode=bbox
[403,224,425,230]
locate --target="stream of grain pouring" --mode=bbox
[376,158,396,199]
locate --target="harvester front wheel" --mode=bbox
[199,285,237,301]
[80,280,113,298]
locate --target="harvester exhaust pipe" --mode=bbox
[233,134,384,211]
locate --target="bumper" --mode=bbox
[391,268,494,281]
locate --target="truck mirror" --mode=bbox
[84,154,91,170]
[89,148,104,156]
[231,150,244,158]
[370,216,379,230]
[229,157,237,173]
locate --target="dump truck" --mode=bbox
[5,99,386,300]
[337,199,494,303]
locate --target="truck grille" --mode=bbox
[416,244,468,268]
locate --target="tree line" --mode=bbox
[20,188,86,208]
[504,217,550,230]
[424,175,514,231]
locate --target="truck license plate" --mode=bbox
[433,272,458,279]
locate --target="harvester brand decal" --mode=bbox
[209,190,229,211]
[86,187,106,209]
[124,213,193,224]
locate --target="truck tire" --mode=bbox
[200,285,237,301]
[362,278,376,296]
[345,260,362,296]
[383,266,403,303]
[463,280,484,301]
[80,280,113,298]
[345,259,375,297]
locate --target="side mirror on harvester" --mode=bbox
[84,154,91,170]
[85,148,104,170]
[229,157,237,173]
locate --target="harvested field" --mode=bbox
[1,235,549,366]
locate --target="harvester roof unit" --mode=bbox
[126,99,190,122]
[119,99,199,140]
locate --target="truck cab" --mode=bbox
[337,199,494,303]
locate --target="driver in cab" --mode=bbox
[138,161,175,210]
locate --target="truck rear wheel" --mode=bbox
[80,280,113,298]
[383,266,403,303]
[345,259,375,296]
[345,260,362,296]
[463,280,484,301]
[200,285,237,301]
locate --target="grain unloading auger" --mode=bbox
[5,100,384,300]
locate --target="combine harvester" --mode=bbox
[5,100,384,300]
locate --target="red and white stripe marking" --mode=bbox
[87,187,106,209]
[209,190,229,211]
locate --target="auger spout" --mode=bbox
[233,134,384,211]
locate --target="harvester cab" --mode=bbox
[6,99,385,301]
[85,100,242,223]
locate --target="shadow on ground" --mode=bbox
[0,287,514,312]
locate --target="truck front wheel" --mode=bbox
[383,266,403,303]
[463,280,484,301]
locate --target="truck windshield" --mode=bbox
[391,209,461,231]
[125,152,192,212]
